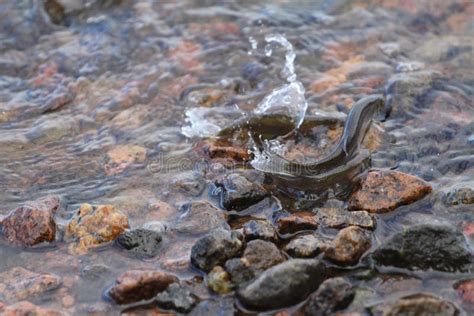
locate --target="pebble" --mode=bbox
[215,173,268,211]
[190,228,243,272]
[284,233,331,258]
[276,211,319,234]
[349,170,432,213]
[304,277,355,315]
[108,269,178,305]
[324,226,371,265]
[175,200,229,235]
[242,219,278,242]
[115,228,163,257]
[156,283,199,313]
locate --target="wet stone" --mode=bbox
[1,196,59,246]
[0,267,61,303]
[284,233,331,258]
[242,219,278,242]
[324,226,371,265]
[444,187,474,205]
[108,269,178,305]
[156,283,199,314]
[237,259,326,311]
[317,207,375,229]
[215,173,268,211]
[276,211,318,234]
[369,293,459,316]
[455,279,474,306]
[349,170,432,213]
[0,301,62,316]
[115,228,163,257]
[207,266,233,295]
[304,277,355,316]
[195,139,250,162]
[241,239,286,273]
[372,223,473,272]
[175,200,229,235]
[224,258,255,285]
[190,228,243,272]
[65,204,129,254]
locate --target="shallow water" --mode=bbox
[0,0,473,314]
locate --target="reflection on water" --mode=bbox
[0,0,473,314]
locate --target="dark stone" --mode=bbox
[243,220,278,242]
[1,196,59,246]
[108,270,178,305]
[175,200,229,235]
[369,293,459,316]
[215,174,268,211]
[225,258,255,285]
[190,228,243,272]
[304,277,355,316]
[372,223,473,272]
[116,228,162,257]
[284,233,330,258]
[237,259,326,311]
[156,283,199,313]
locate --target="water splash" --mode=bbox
[181,108,222,138]
[255,34,307,128]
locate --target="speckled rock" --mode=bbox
[455,279,474,306]
[175,200,229,235]
[372,224,472,272]
[304,277,355,315]
[1,196,59,246]
[65,204,129,254]
[317,207,375,229]
[115,228,162,257]
[156,283,199,313]
[244,239,285,267]
[324,226,371,265]
[444,186,474,205]
[224,258,255,285]
[0,301,62,316]
[349,170,432,213]
[207,266,233,294]
[215,173,268,211]
[369,293,459,316]
[190,228,243,272]
[284,233,331,258]
[108,269,178,304]
[0,267,61,303]
[242,219,278,242]
[237,259,326,311]
[276,212,318,234]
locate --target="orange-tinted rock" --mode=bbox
[455,279,474,305]
[276,212,318,234]
[108,270,178,304]
[195,139,250,162]
[324,226,371,265]
[1,196,59,246]
[65,204,129,254]
[0,267,61,303]
[103,145,146,176]
[349,170,432,213]
[1,301,62,316]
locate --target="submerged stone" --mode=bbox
[324,226,371,265]
[190,228,243,272]
[207,266,233,294]
[369,293,459,316]
[175,200,229,235]
[284,233,331,258]
[0,267,61,303]
[304,277,355,315]
[0,301,62,316]
[108,270,178,305]
[1,196,59,247]
[372,223,473,272]
[156,283,199,313]
[276,211,318,234]
[349,170,432,213]
[317,207,375,229]
[237,259,325,311]
[242,219,278,242]
[115,228,162,257]
[215,173,268,211]
[241,239,286,273]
